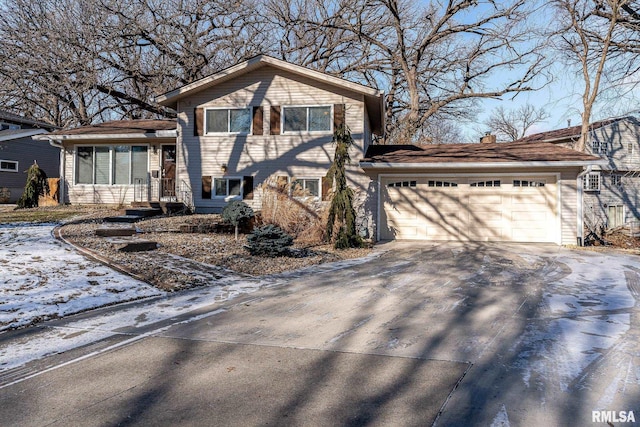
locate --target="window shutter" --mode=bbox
[202,176,212,199]
[243,176,254,200]
[334,104,345,130]
[252,107,263,135]
[194,108,204,136]
[322,175,332,201]
[270,106,281,135]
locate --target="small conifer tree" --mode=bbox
[16,162,49,209]
[222,200,254,241]
[326,125,363,249]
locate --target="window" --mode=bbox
[592,140,607,154]
[387,181,417,188]
[0,160,18,172]
[0,123,20,130]
[628,143,633,154]
[470,180,501,187]
[283,106,332,132]
[292,178,320,198]
[205,108,251,134]
[513,180,545,187]
[611,174,622,188]
[583,172,600,191]
[608,205,624,228]
[427,180,457,187]
[214,177,242,198]
[76,145,148,185]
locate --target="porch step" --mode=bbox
[96,227,138,237]
[105,237,158,252]
[130,201,186,214]
[124,207,162,217]
[104,215,146,223]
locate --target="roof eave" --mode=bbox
[36,130,177,141]
[156,55,383,108]
[0,129,48,142]
[359,160,607,169]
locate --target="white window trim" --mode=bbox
[513,179,546,188]
[204,107,252,135]
[583,172,601,191]
[74,144,149,186]
[0,159,18,172]
[291,177,322,199]
[611,174,623,188]
[591,139,607,155]
[213,176,243,201]
[281,105,333,134]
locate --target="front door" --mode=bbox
[161,145,176,198]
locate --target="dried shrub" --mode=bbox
[259,175,327,244]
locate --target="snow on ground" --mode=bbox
[0,223,161,331]
[513,251,637,392]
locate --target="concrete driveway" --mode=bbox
[1,242,639,426]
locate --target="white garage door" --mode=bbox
[381,176,558,242]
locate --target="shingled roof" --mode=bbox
[516,117,625,143]
[361,141,602,167]
[47,119,176,137]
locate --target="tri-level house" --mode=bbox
[0,110,59,203]
[41,55,603,245]
[517,116,640,232]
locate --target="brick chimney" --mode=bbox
[480,132,497,144]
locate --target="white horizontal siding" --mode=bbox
[176,65,370,212]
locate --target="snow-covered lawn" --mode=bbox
[0,223,161,331]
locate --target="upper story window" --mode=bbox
[592,139,607,155]
[583,172,600,191]
[76,145,148,185]
[283,106,332,133]
[0,160,18,172]
[611,174,622,187]
[205,108,251,134]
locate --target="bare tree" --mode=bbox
[0,0,265,127]
[264,0,550,143]
[484,104,549,141]
[551,0,628,151]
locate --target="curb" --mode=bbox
[53,224,158,287]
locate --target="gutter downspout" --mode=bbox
[576,165,593,246]
[48,139,65,205]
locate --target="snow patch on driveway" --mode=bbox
[513,251,637,392]
[0,223,161,331]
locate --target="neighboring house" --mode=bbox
[0,110,59,203]
[39,55,602,245]
[517,116,640,232]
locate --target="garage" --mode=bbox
[380,175,558,242]
[359,141,605,245]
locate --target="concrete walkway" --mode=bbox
[1,242,639,426]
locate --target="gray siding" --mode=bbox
[0,136,60,203]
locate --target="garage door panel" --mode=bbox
[511,194,552,205]
[469,194,503,205]
[382,177,557,243]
